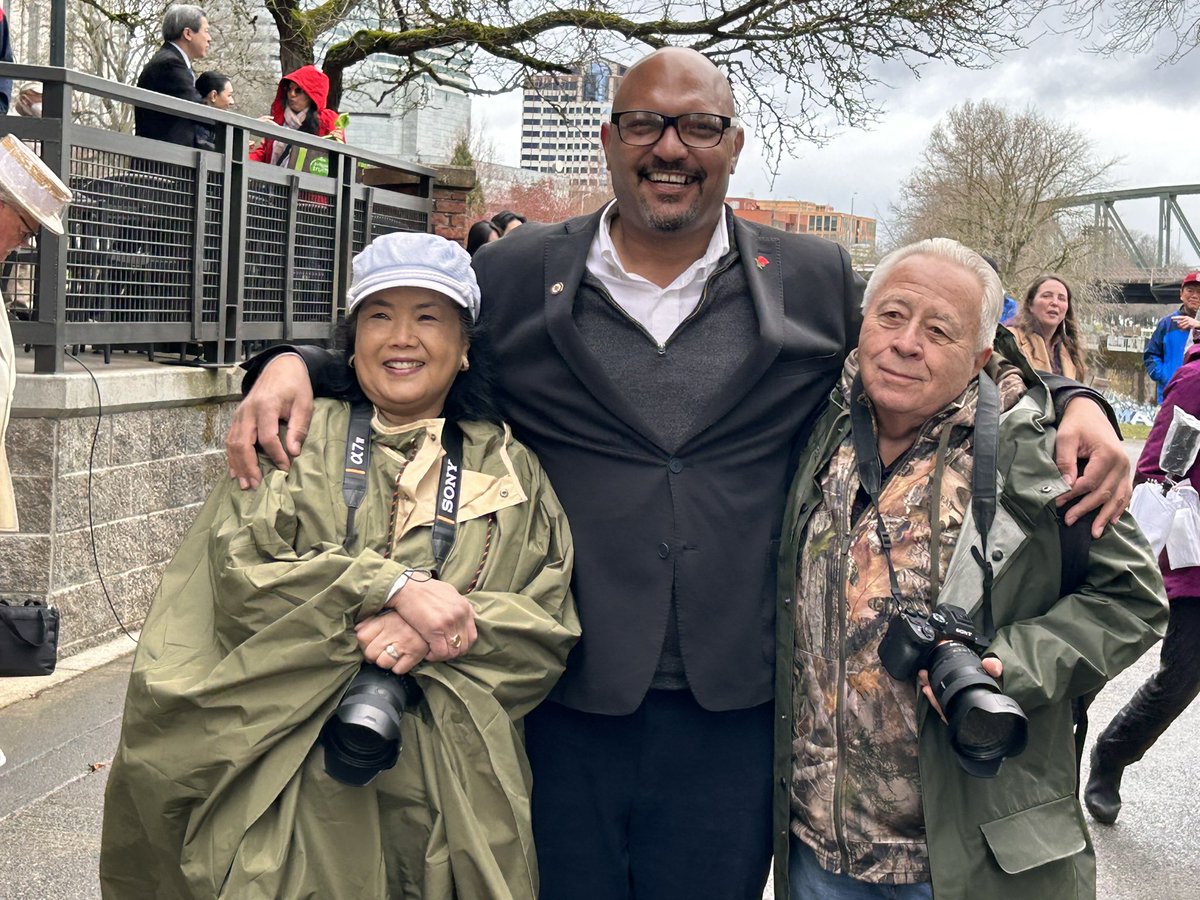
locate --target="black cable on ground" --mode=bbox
[65,351,137,645]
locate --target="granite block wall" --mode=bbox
[1,371,241,658]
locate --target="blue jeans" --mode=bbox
[789,836,934,900]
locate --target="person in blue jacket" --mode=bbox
[1144,272,1200,402]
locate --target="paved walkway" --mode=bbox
[1,634,1196,899]
[4,439,1196,898]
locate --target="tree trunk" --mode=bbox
[277,30,314,78]
[325,62,344,110]
[267,0,314,79]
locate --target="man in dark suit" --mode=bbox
[134,4,211,146]
[226,48,1133,900]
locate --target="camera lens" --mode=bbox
[927,642,1028,777]
[956,698,1023,755]
[320,665,421,786]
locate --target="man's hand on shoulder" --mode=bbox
[225,353,314,489]
[1054,396,1131,538]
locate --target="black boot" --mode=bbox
[1084,745,1124,825]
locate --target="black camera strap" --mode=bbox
[969,371,1001,638]
[849,375,906,615]
[430,422,464,571]
[849,371,1001,631]
[342,402,374,547]
[342,402,464,567]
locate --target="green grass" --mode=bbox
[1120,423,1152,441]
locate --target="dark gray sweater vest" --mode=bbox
[573,246,758,689]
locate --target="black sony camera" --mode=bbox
[878,603,1027,778]
[319,664,424,786]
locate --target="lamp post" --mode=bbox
[849,192,858,243]
[50,0,68,66]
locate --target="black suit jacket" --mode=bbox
[471,208,864,714]
[135,43,202,146]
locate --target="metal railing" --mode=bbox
[2,63,435,373]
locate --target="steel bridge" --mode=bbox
[1058,184,1200,271]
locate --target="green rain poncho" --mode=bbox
[100,401,579,899]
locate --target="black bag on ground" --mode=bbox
[0,600,59,676]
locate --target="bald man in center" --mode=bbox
[229,47,1132,899]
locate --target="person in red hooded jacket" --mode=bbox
[249,65,344,166]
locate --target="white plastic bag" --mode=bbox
[1166,506,1200,568]
[1165,483,1200,568]
[1131,481,1177,555]
[1132,481,1200,565]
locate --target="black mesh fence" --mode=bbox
[4,87,433,372]
[294,188,337,323]
[67,150,197,323]
[244,180,289,323]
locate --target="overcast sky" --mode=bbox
[474,18,1198,263]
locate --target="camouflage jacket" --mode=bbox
[787,354,1027,884]
[773,339,1167,899]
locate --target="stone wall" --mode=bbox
[0,363,242,658]
[428,165,474,244]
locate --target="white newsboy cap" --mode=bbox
[346,232,481,321]
[0,135,72,235]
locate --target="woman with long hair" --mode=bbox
[1009,274,1087,380]
[249,65,344,167]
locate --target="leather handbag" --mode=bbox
[0,600,59,677]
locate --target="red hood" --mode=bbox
[269,65,337,133]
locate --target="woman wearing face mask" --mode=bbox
[1009,274,1087,380]
[249,65,344,166]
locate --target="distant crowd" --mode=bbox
[133,4,344,168]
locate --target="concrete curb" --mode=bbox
[0,632,139,711]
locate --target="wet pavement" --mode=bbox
[3,440,1196,899]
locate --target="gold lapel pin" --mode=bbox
[550,282,565,295]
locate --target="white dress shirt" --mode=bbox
[584,201,730,347]
[169,41,195,76]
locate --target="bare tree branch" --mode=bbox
[892,100,1119,290]
[1062,0,1200,61]
[261,0,1057,168]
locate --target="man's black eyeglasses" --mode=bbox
[610,111,735,149]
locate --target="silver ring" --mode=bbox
[384,643,401,660]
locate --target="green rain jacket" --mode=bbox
[773,347,1168,900]
[100,401,579,900]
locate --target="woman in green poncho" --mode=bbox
[100,232,580,900]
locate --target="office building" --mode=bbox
[520,60,627,187]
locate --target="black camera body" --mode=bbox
[878,603,988,681]
[878,603,1027,778]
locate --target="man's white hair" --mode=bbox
[863,238,1003,353]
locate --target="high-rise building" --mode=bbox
[324,28,472,165]
[520,59,627,187]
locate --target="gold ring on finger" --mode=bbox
[449,633,462,649]
[384,643,401,660]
